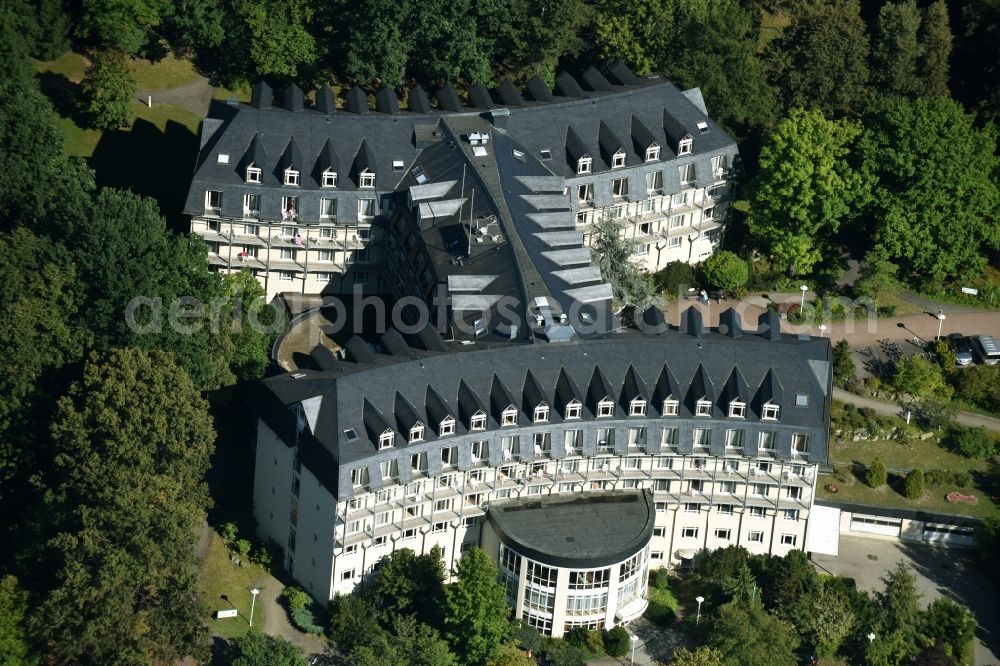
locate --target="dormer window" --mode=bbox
[533,405,549,423]
[695,399,712,416]
[246,166,261,183]
[565,400,582,420]
[629,399,647,416]
[379,430,395,449]
[360,171,375,188]
[577,156,592,174]
[439,416,455,437]
[662,399,679,416]
[409,423,425,443]
[501,406,518,426]
[678,137,693,155]
[645,144,660,162]
[470,411,487,431]
[729,401,747,418]
[322,170,338,188]
[284,168,300,186]
[611,149,626,168]
[762,403,780,421]
[597,399,614,417]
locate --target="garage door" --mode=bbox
[850,514,901,537]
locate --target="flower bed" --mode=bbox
[946,491,978,505]
[825,484,839,493]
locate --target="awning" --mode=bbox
[676,548,699,559]
[615,597,649,622]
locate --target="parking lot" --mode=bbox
[812,535,999,665]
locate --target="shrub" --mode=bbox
[645,586,678,626]
[902,469,925,499]
[652,568,670,590]
[251,545,272,570]
[511,621,541,653]
[551,645,588,666]
[832,340,855,387]
[865,458,888,488]
[603,626,631,657]
[931,339,956,374]
[945,425,997,459]
[954,365,1000,413]
[583,630,605,655]
[221,522,239,543]
[654,261,696,297]
[701,251,749,291]
[281,586,311,610]
[234,538,252,557]
[924,469,972,487]
[289,605,324,634]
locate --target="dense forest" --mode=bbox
[0,0,998,663]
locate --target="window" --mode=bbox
[565,400,582,420]
[758,461,772,473]
[627,428,645,449]
[379,460,397,481]
[714,529,731,541]
[243,193,260,217]
[784,509,800,520]
[320,198,337,219]
[645,170,663,192]
[317,249,333,263]
[684,502,699,513]
[611,149,626,168]
[282,196,299,220]
[662,399,679,416]
[645,144,660,161]
[758,431,776,452]
[432,521,447,534]
[471,440,488,463]
[719,481,736,493]
[433,498,452,513]
[711,155,727,176]
[358,198,376,219]
[439,417,455,436]
[679,163,695,184]
[278,271,293,282]
[596,428,614,452]
[752,483,767,496]
[749,506,766,518]
[660,428,678,449]
[280,247,297,260]
[316,272,332,283]
[723,401,745,419]
[379,431,394,449]
[725,429,744,450]
[532,432,551,456]
[564,429,582,455]
[350,467,367,487]
[353,271,368,284]
[682,527,699,539]
[322,170,338,188]
[667,236,682,249]
[629,398,646,416]
[678,137,692,155]
[717,504,734,515]
[284,168,300,186]
[792,434,810,455]
[409,424,425,443]
[707,184,726,199]
[597,400,614,417]
[787,486,802,501]
[320,227,335,239]
[612,178,629,198]
[402,528,417,540]
[441,446,456,467]
[747,531,764,543]
[360,171,375,188]
[533,405,549,423]
[470,411,487,431]
[205,190,222,211]
[762,403,780,420]
[410,453,427,475]
[577,156,592,174]
[577,183,594,202]
[780,534,797,546]
[246,166,261,183]
[501,406,518,426]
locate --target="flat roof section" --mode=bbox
[488,490,655,568]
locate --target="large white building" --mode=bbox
[184,64,740,301]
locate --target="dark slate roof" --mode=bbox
[241,132,266,171]
[754,368,783,413]
[277,137,303,174]
[251,81,272,109]
[653,364,684,415]
[497,80,525,106]
[375,87,399,114]
[620,365,650,408]
[719,367,750,407]
[554,367,585,415]
[686,364,716,414]
[598,120,626,166]
[630,115,658,154]
[283,84,304,112]
[586,366,618,415]
[582,66,614,92]
[565,126,590,163]
[352,139,375,184]
[394,391,424,433]
[680,307,704,337]
[522,370,551,414]
[719,308,743,338]
[489,491,655,568]
[525,77,554,102]
[362,398,394,441]
[316,85,335,113]
[608,60,641,86]
[662,109,690,148]
[346,86,368,114]
[490,374,518,422]
[315,138,340,183]
[425,385,455,429]
[436,84,462,112]
[458,379,487,426]
[468,84,495,109]
[409,85,431,113]
[555,72,586,98]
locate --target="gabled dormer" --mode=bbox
[754,368,784,421]
[393,391,425,443]
[522,370,553,424]
[620,365,650,416]
[379,429,395,449]
[278,138,303,186]
[663,109,694,155]
[555,367,585,419]
[587,366,617,418]
[241,133,266,184]
[458,379,488,431]
[598,121,627,169]
[566,126,591,175]
[490,375,518,426]
[353,138,376,189]
[719,368,750,418]
[630,115,661,163]
[425,386,457,438]
[316,138,340,188]
[653,364,683,417]
[687,364,716,417]
[362,398,395,451]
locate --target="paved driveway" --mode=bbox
[812,535,999,665]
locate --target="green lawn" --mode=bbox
[129,51,200,90]
[32,50,88,81]
[829,433,983,474]
[758,11,791,50]
[817,471,999,520]
[198,531,270,639]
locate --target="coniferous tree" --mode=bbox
[919,1,953,97]
[873,0,924,97]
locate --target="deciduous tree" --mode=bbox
[920,598,975,665]
[0,576,31,666]
[701,251,748,292]
[78,0,167,54]
[80,49,137,130]
[670,646,725,666]
[229,630,307,666]
[785,582,855,656]
[892,355,951,401]
[747,108,870,275]
[443,548,511,665]
[590,216,656,313]
[229,0,316,79]
[707,602,799,666]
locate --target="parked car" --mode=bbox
[972,334,1000,365]
[947,333,974,366]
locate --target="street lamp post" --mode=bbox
[867,632,876,644]
[818,324,827,338]
[936,310,946,340]
[695,595,705,625]
[630,634,639,665]
[249,587,260,627]
[799,285,808,310]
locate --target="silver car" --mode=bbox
[947,333,974,366]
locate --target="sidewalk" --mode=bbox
[832,388,1000,432]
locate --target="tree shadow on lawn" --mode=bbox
[35,71,84,121]
[89,117,198,234]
